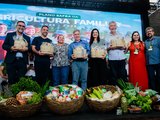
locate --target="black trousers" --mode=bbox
[108,59,127,85]
[147,64,160,92]
[88,58,108,87]
[6,58,27,84]
[34,60,50,86]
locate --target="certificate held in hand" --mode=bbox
[110,37,125,47]
[40,42,54,55]
[73,46,87,58]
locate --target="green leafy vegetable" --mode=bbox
[0,96,4,101]
[126,92,152,112]
[117,79,134,90]
[27,93,42,104]
[145,89,158,97]
[11,77,41,96]
[40,80,50,96]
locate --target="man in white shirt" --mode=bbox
[106,21,127,85]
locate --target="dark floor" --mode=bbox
[1,102,160,120]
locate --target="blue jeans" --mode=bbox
[71,61,88,90]
[52,66,69,86]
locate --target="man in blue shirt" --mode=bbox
[145,27,160,91]
[68,30,90,90]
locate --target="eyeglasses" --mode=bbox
[17,25,25,28]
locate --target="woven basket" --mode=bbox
[45,85,85,115]
[0,102,42,118]
[85,85,121,112]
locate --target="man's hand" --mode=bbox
[109,46,125,50]
[72,54,76,59]
[108,46,117,50]
[38,51,52,56]
[117,46,126,50]
[49,54,54,57]
[38,51,45,56]
[101,54,106,59]
[2,75,8,79]
[83,54,88,59]
[18,47,28,52]
[11,46,18,51]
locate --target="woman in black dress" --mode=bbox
[88,28,108,87]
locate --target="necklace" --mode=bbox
[133,42,141,55]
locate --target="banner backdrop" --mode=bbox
[0,3,142,62]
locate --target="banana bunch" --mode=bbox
[86,87,103,99]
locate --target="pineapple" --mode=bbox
[6,97,19,105]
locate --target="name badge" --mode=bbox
[148,46,153,51]
[134,49,139,55]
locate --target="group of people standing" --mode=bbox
[1,20,160,92]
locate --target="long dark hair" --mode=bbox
[131,31,143,49]
[131,31,141,43]
[89,28,100,46]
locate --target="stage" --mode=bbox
[0,103,160,120]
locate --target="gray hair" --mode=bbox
[109,21,117,26]
[73,29,80,34]
[145,27,154,33]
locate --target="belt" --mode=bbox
[73,59,87,62]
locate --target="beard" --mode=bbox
[42,32,48,37]
[147,34,153,39]
[17,28,24,34]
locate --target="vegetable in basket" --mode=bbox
[117,79,135,90]
[118,80,154,113]
[11,77,50,97]
[144,89,158,97]
[125,90,152,112]
[8,77,50,105]
[27,93,42,104]
[11,77,41,96]
[86,87,120,101]
[121,96,128,113]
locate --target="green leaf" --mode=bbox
[11,77,41,96]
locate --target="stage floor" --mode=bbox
[1,103,160,120]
